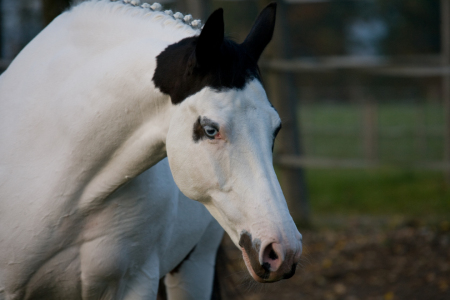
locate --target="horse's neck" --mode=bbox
[0,1,196,211]
[64,2,200,211]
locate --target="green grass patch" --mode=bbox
[299,103,445,162]
[306,168,450,216]
[288,103,448,219]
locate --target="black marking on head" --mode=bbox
[193,117,204,142]
[271,123,282,152]
[152,3,277,105]
[192,116,220,142]
[239,230,270,280]
[153,36,261,105]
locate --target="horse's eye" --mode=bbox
[203,125,218,138]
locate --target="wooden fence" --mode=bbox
[260,0,450,187]
[262,55,450,171]
[259,0,450,221]
[1,0,449,223]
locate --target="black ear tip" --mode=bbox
[204,8,224,27]
[264,2,277,15]
[210,8,224,18]
[267,2,277,9]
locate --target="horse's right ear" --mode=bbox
[195,8,224,67]
[242,2,277,62]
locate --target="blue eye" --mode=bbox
[203,125,218,138]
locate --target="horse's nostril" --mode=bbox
[262,262,271,272]
[261,242,285,275]
[269,249,278,260]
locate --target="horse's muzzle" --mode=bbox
[239,230,302,283]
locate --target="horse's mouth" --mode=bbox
[240,246,278,283]
[240,241,299,283]
[241,247,274,283]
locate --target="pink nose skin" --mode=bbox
[262,243,284,273]
[239,231,301,283]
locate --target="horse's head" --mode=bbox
[155,3,302,282]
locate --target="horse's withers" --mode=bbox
[162,4,303,282]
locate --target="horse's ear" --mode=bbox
[242,2,277,62]
[195,8,224,67]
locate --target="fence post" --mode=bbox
[416,100,427,160]
[350,79,378,162]
[1,0,21,59]
[262,0,310,225]
[363,97,378,163]
[441,0,450,185]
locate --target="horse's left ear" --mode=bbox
[242,2,277,62]
[195,8,224,67]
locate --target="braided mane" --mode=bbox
[71,0,203,40]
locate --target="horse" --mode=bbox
[0,0,303,299]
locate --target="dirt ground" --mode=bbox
[217,216,450,300]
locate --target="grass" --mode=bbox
[287,103,449,217]
[299,103,445,162]
[306,168,450,216]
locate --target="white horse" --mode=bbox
[0,1,303,299]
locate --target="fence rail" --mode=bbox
[261,56,450,77]
[261,54,450,185]
[275,155,450,171]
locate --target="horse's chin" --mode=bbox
[241,247,278,283]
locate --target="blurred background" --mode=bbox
[1,0,449,299]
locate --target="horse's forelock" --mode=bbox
[152,36,261,105]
